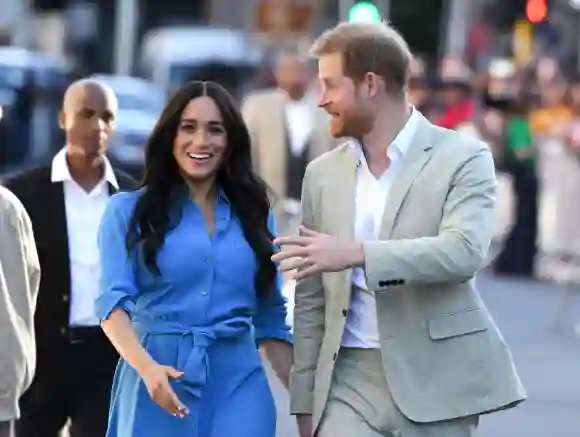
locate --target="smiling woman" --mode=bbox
[95,81,293,437]
[171,96,227,182]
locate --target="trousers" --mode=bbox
[317,348,479,437]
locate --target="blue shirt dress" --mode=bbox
[95,188,292,437]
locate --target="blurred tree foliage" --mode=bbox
[390,0,443,58]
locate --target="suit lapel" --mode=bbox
[42,179,71,289]
[262,92,287,198]
[45,180,67,242]
[379,115,435,239]
[334,143,358,241]
[275,94,288,197]
[330,144,359,291]
[309,107,327,160]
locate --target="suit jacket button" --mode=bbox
[60,327,66,335]
[342,308,347,317]
[62,295,69,302]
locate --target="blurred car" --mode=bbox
[89,75,164,178]
[139,25,265,101]
[89,74,165,118]
[0,46,71,172]
[107,110,158,180]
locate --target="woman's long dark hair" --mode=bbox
[126,81,276,296]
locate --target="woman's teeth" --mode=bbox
[187,152,213,159]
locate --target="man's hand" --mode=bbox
[272,226,364,280]
[296,414,313,437]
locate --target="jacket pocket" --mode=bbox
[427,308,488,340]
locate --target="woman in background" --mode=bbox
[493,92,538,277]
[536,73,580,280]
[96,81,292,437]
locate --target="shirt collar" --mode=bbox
[172,183,230,205]
[350,106,420,162]
[50,147,119,189]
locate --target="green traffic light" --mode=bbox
[348,2,382,23]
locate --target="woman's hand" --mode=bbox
[142,363,189,418]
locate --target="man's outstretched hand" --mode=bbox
[272,226,363,280]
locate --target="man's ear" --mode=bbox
[364,72,382,99]
[58,109,66,130]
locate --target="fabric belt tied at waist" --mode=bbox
[132,315,252,398]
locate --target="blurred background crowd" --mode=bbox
[3,0,580,285]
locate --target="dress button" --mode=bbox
[60,327,66,335]
[62,295,69,302]
[202,290,208,296]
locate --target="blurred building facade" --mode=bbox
[7,0,448,74]
[9,0,580,78]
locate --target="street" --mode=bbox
[266,273,580,437]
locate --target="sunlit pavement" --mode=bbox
[266,272,580,437]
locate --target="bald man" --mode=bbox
[2,79,135,437]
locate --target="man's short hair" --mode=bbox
[273,45,312,70]
[309,21,413,96]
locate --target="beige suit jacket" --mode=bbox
[241,88,336,206]
[289,113,527,430]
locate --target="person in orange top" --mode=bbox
[530,77,573,137]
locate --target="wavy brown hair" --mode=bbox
[126,81,276,296]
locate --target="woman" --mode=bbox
[96,81,293,437]
[535,73,580,281]
[491,92,539,277]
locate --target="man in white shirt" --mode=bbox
[273,22,526,437]
[3,79,134,437]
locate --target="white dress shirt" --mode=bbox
[50,147,118,327]
[341,109,420,348]
[284,94,314,157]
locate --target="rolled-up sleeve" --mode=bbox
[253,211,292,345]
[95,193,140,321]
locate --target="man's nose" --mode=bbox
[94,117,107,131]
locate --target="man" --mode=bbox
[0,186,40,437]
[3,79,134,437]
[407,56,429,115]
[433,57,479,136]
[242,48,336,234]
[273,22,526,437]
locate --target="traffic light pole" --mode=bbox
[443,0,471,56]
[339,0,354,21]
[113,0,138,76]
[376,0,390,21]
